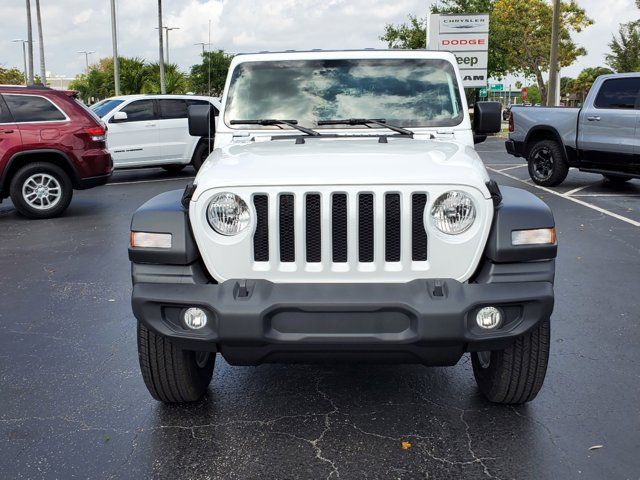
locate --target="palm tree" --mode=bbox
[25,0,34,85]
[34,0,46,85]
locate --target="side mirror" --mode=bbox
[111,111,128,122]
[188,104,216,137]
[473,101,501,136]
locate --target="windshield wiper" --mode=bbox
[317,118,413,137]
[230,119,321,136]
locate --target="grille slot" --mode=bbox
[279,194,295,262]
[253,195,269,261]
[358,194,374,262]
[332,194,348,262]
[305,194,321,262]
[412,194,428,261]
[385,193,401,262]
[251,189,430,269]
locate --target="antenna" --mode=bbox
[207,19,212,156]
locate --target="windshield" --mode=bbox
[90,99,124,118]
[224,58,464,130]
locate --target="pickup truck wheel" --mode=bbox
[9,162,73,219]
[602,174,632,184]
[137,322,215,403]
[161,164,186,173]
[527,140,568,186]
[471,319,550,404]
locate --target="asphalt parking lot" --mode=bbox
[1,136,639,479]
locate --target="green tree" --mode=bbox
[0,66,25,85]
[492,0,592,104]
[380,0,592,105]
[189,50,233,96]
[143,63,188,94]
[380,15,426,49]
[606,22,640,72]
[572,67,614,102]
[524,84,541,105]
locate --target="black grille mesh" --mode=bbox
[306,194,321,262]
[279,194,295,262]
[253,195,269,261]
[332,194,348,262]
[412,194,428,261]
[385,193,401,262]
[358,194,374,262]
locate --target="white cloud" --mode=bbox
[0,0,637,80]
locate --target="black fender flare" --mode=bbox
[1,148,81,194]
[523,126,572,163]
[484,186,557,263]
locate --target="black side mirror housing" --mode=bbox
[473,101,501,138]
[188,104,216,138]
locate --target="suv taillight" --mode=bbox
[85,125,106,142]
[508,112,514,132]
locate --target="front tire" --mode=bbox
[527,140,569,187]
[137,322,215,403]
[9,162,73,219]
[471,319,550,404]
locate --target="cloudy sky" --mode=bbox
[1,0,638,82]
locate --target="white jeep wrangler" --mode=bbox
[129,50,556,404]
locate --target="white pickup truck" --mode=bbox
[506,73,640,186]
[128,50,557,405]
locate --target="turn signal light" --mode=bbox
[130,231,172,249]
[511,228,556,246]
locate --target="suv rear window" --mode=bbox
[594,78,640,109]
[158,99,188,119]
[4,94,67,122]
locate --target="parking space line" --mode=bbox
[487,167,640,228]
[497,164,527,172]
[106,177,195,186]
[485,163,523,167]
[572,193,640,197]
[564,183,597,196]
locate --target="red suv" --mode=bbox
[0,85,113,219]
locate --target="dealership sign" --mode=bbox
[427,13,490,88]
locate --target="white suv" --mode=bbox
[91,94,220,172]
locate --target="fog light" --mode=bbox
[183,307,207,330]
[476,306,502,329]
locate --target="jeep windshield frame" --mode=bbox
[223,58,464,131]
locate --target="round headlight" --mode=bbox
[207,192,250,236]
[430,191,476,234]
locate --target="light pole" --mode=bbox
[156,26,179,64]
[157,0,166,94]
[110,0,120,95]
[12,39,29,85]
[77,50,95,73]
[194,42,210,56]
[547,0,561,106]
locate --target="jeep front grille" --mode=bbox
[252,191,428,264]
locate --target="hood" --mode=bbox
[193,136,491,199]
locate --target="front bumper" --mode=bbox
[132,279,554,366]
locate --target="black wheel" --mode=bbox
[191,141,211,172]
[527,140,569,187]
[602,174,632,184]
[137,322,215,403]
[9,162,73,219]
[161,164,187,173]
[471,319,550,404]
